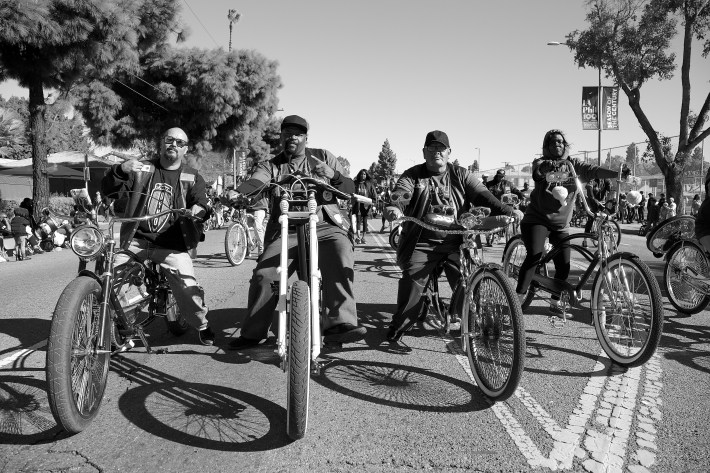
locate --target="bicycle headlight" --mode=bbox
[70,225,104,260]
[458,212,478,229]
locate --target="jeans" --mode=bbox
[250,209,266,247]
[238,222,357,340]
[515,222,570,298]
[115,239,209,330]
[390,242,461,333]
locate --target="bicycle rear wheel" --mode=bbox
[224,222,248,266]
[591,253,663,367]
[664,241,710,314]
[502,238,534,308]
[461,267,525,401]
[287,280,310,440]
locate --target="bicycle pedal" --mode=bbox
[548,315,568,328]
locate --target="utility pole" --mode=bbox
[227,9,241,189]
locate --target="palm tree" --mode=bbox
[0,108,27,159]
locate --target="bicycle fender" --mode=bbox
[501,234,523,262]
[77,269,102,284]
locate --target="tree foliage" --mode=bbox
[566,0,710,211]
[336,156,351,177]
[0,0,185,216]
[74,47,281,158]
[370,139,397,183]
[0,106,26,159]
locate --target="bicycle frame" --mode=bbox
[275,184,322,368]
[523,164,636,316]
[76,209,191,354]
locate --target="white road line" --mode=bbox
[367,233,663,471]
[0,339,47,368]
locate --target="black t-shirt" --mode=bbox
[135,167,186,250]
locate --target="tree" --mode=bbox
[452,158,460,167]
[625,143,639,172]
[0,107,27,159]
[74,47,281,158]
[566,0,710,213]
[472,160,480,172]
[336,156,351,177]
[0,0,184,217]
[373,139,397,183]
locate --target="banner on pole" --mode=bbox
[602,86,619,130]
[581,86,599,130]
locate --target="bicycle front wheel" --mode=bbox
[46,276,111,434]
[461,267,525,401]
[591,254,664,367]
[287,280,310,440]
[664,241,710,314]
[224,222,248,266]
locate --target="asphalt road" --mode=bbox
[0,221,708,472]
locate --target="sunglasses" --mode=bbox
[164,136,188,147]
[429,204,455,216]
[425,145,448,153]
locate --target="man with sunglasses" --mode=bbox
[225,115,367,350]
[102,127,214,346]
[384,130,514,342]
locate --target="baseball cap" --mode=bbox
[496,169,505,177]
[424,130,450,148]
[281,115,309,133]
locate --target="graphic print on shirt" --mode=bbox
[146,182,174,232]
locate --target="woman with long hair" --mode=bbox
[352,169,378,244]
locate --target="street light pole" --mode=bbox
[547,41,602,165]
[475,147,481,171]
[227,9,242,189]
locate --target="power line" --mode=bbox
[113,78,169,112]
[182,0,220,48]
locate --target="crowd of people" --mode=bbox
[4,116,705,350]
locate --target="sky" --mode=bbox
[1,0,709,175]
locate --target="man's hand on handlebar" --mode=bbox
[512,209,524,222]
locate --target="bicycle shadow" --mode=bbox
[113,356,291,451]
[659,317,710,375]
[354,257,401,279]
[0,318,51,358]
[312,358,491,412]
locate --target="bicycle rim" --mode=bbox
[462,269,525,401]
[664,242,710,314]
[224,223,247,266]
[592,254,663,367]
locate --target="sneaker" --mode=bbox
[386,325,403,343]
[198,326,215,346]
[549,302,566,318]
[226,336,263,350]
[361,236,367,245]
[323,323,366,344]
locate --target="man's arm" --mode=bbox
[236,161,272,196]
[101,163,133,200]
[186,173,210,217]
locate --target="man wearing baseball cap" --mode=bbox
[226,115,366,349]
[383,130,514,342]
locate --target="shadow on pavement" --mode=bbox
[0,375,66,445]
[0,318,51,358]
[660,317,710,375]
[313,358,491,412]
[113,356,290,451]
